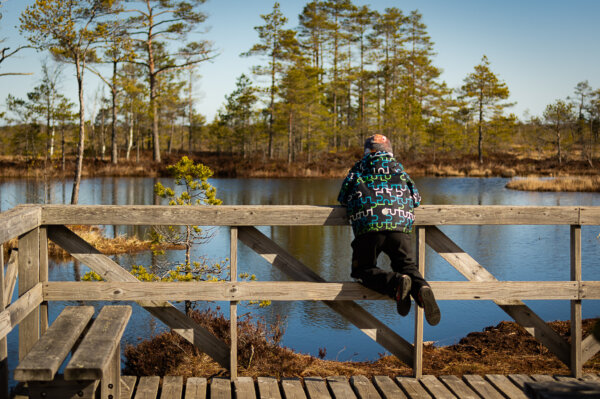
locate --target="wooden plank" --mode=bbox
[0,247,6,399]
[121,375,138,399]
[485,375,528,399]
[0,205,41,244]
[39,227,48,336]
[233,377,256,399]
[426,226,572,367]
[38,204,592,226]
[185,377,207,399]
[327,376,356,399]
[372,376,407,399]
[14,306,95,381]
[395,377,431,399]
[238,226,414,366]
[571,225,583,378]
[553,375,579,382]
[101,348,121,399]
[581,334,600,364]
[161,376,184,399]
[65,305,132,380]
[18,227,39,361]
[414,228,425,378]
[462,375,504,399]
[438,375,479,399]
[281,378,307,399]
[28,375,97,399]
[304,377,330,399]
[530,375,557,382]
[257,376,281,399]
[581,374,600,382]
[134,376,160,399]
[3,250,17,306]
[43,281,585,301]
[419,375,456,398]
[0,283,43,340]
[210,378,231,399]
[47,225,231,369]
[507,374,535,390]
[525,380,600,398]
[350,375,381,399]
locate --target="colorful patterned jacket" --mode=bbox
[337,152,421,237]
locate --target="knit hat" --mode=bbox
[364,134,393,155]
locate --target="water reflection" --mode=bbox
[1,176,600,363]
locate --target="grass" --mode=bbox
[123,307,600,379]
[506,176,600,192]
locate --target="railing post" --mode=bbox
[230,227,238,380]
[0,245,8,399]
[413,227,426,378]
[18,227,40,361]
[571,224,582,378]
[39,227,49,335]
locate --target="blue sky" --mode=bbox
[1,0,599,122]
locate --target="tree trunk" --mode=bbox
[71,60,85,205]
[111,62,118,165]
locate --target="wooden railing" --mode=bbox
[1,204,600,393]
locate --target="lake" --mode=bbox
[1,176,600,374]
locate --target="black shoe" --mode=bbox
[417,286,441,326]
[395,275,412,316]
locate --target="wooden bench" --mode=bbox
[14,305,132,399]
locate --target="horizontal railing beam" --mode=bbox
[37,205,600,226]
[42,281,587,302]
[0,206,41,243]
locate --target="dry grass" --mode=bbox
[506,176,600,192]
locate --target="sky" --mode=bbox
[1,0,599,123]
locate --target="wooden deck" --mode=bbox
[15,373,598,399]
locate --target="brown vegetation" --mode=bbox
[506,176,600,192]
[124,308,600,379]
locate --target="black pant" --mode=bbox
[351,231,429,299]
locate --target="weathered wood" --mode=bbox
[28,375,97,399]
[281,378,307,399]
[414,228,425,378]
[581,374,600,382]
[525,380,600,398]
[134,376,160,399]
[553,375,579,382]
[230,227,238,380]
[462,375,504,399]
[47,225,231,369]
[304,377,330,399]
[238,226,414,366]
[101,348,121,399]
[0,205,41,244]
[419,375,456,398]
[507,374,536,390]
[14,306,94,381]
[210,378,231,399]
[39,204,591,226]
[425,226,572,367]
[184,377,207,399]
[327,376,357,399]
[257,377,281,399]
[43,280,584,302]
[582,333,600,364]
[18,227,39,361]
[571,225,583,378]
[372,375,408,399]
[530,375,557,382]
[485,374,528,399]
[233,377,256,399]
[0,247,6,399]
[3,250,17,306]
[0,283,43,340]
[65,305,131,380]
[39,227,48,336]
[121,375,138,399]
[161,376,184,399]
[395,377,431,399]
[350,375,381,399]
[437,375,479,399]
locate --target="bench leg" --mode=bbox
[28,377,97,399]
[100,344,121,399]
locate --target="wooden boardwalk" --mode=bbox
[31,373,595,399]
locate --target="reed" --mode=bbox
[506,176,600,192]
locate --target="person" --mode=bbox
[337,134,440,326]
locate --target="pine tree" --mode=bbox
[544,99,574,165]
